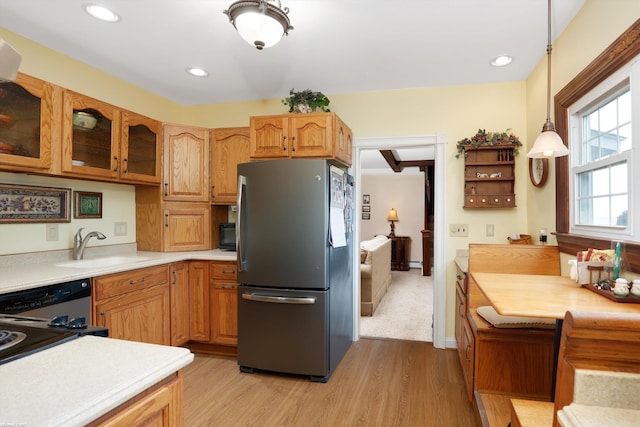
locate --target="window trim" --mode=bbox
[554,18,640,273]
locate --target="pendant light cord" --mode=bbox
[545,0,553,128]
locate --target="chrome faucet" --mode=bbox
[73,227,107,260]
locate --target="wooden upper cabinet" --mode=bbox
[120,111,161,184]
[249,115,288,158]
[163,124,210,202]
[335,115,353,167]
[249,112,353,167]
[0,73,59,172]
[61,90,121,180]
[211,127,250,205]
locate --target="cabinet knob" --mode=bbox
[291,137,296,152]
[282,136,287,151]
[113,156,118,172]
[123,157,128,174]
[164,183,168,197]
[172,270,177,285]
[164,213,169,227]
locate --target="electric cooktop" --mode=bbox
[0,314,108,365]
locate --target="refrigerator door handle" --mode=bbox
[237,174,247,271]
[242,292,316,305]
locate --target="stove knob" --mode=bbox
[66,317,87,329]
[49,315,69,327]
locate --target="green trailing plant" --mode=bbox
[455,128,522,158]
[282,88,331,113]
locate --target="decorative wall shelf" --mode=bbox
[463,144,516,208]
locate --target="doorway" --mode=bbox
[352,135,447,348]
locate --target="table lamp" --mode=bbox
[387,208,398,237]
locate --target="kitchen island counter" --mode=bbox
[0,335,193,426]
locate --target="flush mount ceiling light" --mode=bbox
[186,67,209,77]
[223,0,293,50]
[83,4,120,23]
[527,0,569,159]
[491,55,513,67]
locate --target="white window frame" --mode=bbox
[568,56,640,242]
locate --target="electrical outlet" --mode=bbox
[449,224,469,237]
[486,224,495,237]
[114,222,127,236]
[46,224,59,241]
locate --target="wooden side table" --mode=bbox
[389,236,410,271]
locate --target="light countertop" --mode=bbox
[0,335,194,426]
[0,248,237,295]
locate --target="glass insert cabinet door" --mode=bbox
[0,74,56,171]
[62,90,120,179]
[121,111,161,184]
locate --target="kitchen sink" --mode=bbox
[55,256,152,269]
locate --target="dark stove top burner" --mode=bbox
[0,314,108,365]
[0,329,27,350]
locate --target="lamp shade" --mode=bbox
[224,0,293,50]
[527,129,569,158]
[387,208,399,222]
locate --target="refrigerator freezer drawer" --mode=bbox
[238,285,329,381]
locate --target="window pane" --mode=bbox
[599,98,617,133]
[611,162,627,193]
[619,91,631,124]
[620,123,632,152]
[591,196,610,225]
[591,167,609,196]
[612,195,628,226]
[577,171,591,197]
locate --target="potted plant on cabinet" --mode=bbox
[282,88,331,113]
[455,129,522,158]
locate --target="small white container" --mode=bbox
[613,278,629,297]
[631,279,640,297]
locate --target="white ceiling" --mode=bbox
[0,0,585,107]
[0,0,586,172]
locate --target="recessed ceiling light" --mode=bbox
[186,67,209,77]
[491,55,513,67]
[84,4,120,23]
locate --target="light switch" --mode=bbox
[46,224,59,241]
[114,222,127,236]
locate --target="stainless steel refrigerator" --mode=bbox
[236,159,354,382]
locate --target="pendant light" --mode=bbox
[527,0,569,158]
[223,0,293,50]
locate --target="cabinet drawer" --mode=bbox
[488,194,516,207]
[94,265,169,300]
[210,262,238,280]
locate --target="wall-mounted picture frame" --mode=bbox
[0,184,71,223]
[362,212,370,220]
[74,191,103,219]
[362,205,371,213]
[363,194,370,204]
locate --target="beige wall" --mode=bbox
[360,173,425,265]
[1,0,638,340]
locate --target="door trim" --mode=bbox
[352,133,447,349]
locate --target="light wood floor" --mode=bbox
[184,338,476,426]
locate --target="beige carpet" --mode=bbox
[359,269,433,342]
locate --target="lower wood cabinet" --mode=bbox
[170,261,190,346]
[93,372,184,427]
[188,260,238,346]
[188,261,211,342]
[210,261,238,346]
[93,265,171,346]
